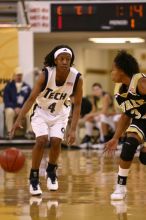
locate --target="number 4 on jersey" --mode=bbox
[48,102,56,113]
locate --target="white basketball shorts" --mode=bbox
[31,105,70,139]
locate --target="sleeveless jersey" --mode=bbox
[36,66,80,116]
[115,73,146,119]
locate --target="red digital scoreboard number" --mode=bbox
[55,5,94,30]
[51,3,146,32]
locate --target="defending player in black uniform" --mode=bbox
[105,50,146,200]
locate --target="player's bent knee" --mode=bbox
[139,151,146,165]
[120,137,139,161]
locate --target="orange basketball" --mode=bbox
[0,147,25,172]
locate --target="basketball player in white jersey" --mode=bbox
[11,45,83,196]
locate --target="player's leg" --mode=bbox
[111,118,145,200]
[49,137,62,165]
[29,135,48,196]
[46,137,62,191]
[29,107,49,196]
[139,142,146,165]
[46,122,66,191]
[111,132,142,200]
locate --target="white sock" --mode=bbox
[118,166,130,177]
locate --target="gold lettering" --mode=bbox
[135,99,144,105]
[120,102,126,112]
[130,99,144,107]
[125,100,133,111]
[131,109,141,119]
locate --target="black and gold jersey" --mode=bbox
[115,73,146,119]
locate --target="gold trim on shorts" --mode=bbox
[126,125,144,141]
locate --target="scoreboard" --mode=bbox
[51,2,146,31]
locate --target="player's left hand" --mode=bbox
[67,129,76,145]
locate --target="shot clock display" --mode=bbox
[51,2,146,31]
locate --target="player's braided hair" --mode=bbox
[44,45,75,67]
[114,50,140,77]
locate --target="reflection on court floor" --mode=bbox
[0,148,146,220]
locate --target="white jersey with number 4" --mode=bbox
[36,66,80,116]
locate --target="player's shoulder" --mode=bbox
[131,72,146,83]
[70,66,80,75]
[41,66,55,81]
[128,73,146,93]
[133,72,146,77]
[43,66,54,73]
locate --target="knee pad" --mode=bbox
[120,137,139,161]
[139,151,146,165]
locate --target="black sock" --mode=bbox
[118,175,127,185]
[46,163,57,173]
[29,169,39,179]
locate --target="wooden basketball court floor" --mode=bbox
[0,147,146,220]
